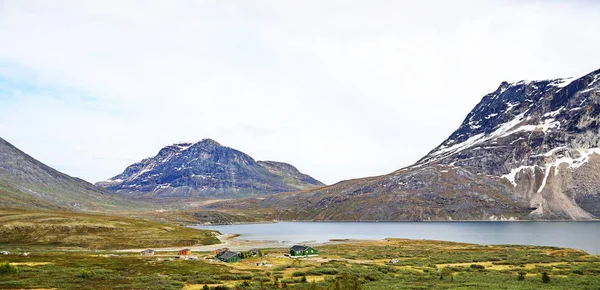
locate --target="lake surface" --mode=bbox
[192,221,600,254]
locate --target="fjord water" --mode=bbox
[193,221,600,254]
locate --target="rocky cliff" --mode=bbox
[97,139,324,198]
[415,68,600,219]
[209,68,600,220]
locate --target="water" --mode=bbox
[192,221,600,254]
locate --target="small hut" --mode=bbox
[217,251,241,263]
[249,248,261,256]
[178,249,192,256]
[211,248,228,256]
[141,249,156,256]
[290,245,318,257]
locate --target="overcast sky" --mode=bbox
[1,0,599,185]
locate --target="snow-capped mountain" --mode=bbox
[97,139,324,198]
[209,68,600,220]
[414,68,600,219]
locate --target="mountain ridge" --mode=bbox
[207,68,600,220]
[0,137,137,211]
[97,138,324,198]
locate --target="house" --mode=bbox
[289,245,318,257]
[211,247,228,256]
[216,251,242,263]
[178,249,192,256]
[141,249,156,256]
[249,248,261,256]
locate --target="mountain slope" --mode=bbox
[0,137,136,211]
[97,139,324,198]
[414,68,600,219]
[208,68,600,220]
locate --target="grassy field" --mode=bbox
[0,208,220,250]
[1,239,599,289]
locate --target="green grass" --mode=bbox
[0,208,220,250]
[1,239,599,289]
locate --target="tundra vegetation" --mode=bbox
[0,208,219,249]
[1,238,599,289]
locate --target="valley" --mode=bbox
[1,238,599,289]
[2,69,600,289]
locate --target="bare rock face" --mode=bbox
[97,139,324,198]
[413,68,600,219]
[210,68,600,220]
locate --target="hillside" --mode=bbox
[97,139,324,198]
[208,68,600,220]
[0,137,139,211]
[0,208,219,249]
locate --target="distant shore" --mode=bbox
[117,232,361,253]
[190,219,600,226]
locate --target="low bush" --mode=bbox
[217,274,252,280]
[542,272,550,283]
[292,271,306,277]
[572,270,584,275]
[0,263,18,274]
[77,269,96,278]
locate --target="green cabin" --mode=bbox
[290,245,318,257]
[216,251,241,263]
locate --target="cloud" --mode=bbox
[1,0,600,184]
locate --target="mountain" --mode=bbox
[97,139,324,198]
[208,68,600,220]
[0,137,135,211]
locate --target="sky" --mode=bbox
[1,0,600,185]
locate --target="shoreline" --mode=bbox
[116,233,363,253]
[190,219,600,226]
[116,234,598,256]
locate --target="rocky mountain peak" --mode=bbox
[404,67,600,219]
[97,138,324,198]
[221,68,600,221]
[416,68,600,170]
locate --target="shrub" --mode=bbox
[78,269,96,278]
[292,271,306,277]
[252,276,271,282]
[0,263,18,274]
[217,274,252,280]
[470,264,485,270]
[541,272,550,283]
[306,268,339,276]
[273,265,289,271]
[517,272,526,281]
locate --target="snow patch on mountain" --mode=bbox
[501,148,600,191]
